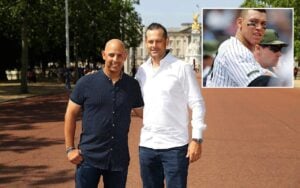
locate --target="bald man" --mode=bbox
[64,39,144,188]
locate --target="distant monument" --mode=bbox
[185,13,201,72]
[191,13,201,32]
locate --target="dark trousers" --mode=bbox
[75,161,128,188]
[139,145,189,188]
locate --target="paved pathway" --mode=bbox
[1,81,300,187]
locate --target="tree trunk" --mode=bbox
[20,21,29,93]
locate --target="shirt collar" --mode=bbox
[100,69,124,83]
[146,49,172,67]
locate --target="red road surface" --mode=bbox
[1,86,300,187]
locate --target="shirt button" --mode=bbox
[112,111,115,114]
[111,136,114,139]
[112,124,115,127]
[110,148,113,151]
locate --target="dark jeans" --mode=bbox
[75,161,128,188]
[139,145,189,188]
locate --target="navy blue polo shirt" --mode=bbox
[70,69,144,171]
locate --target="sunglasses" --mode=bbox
[264,45,282,53]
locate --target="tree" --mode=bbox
[0,0,143,89]
[67,0,143,80]
[121,0,143,48]
[0,0,65,93]
[68,0,143,62]
[241,0,300,64]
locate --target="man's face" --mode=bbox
[145,28,168,61]
[257,45,282,68]
[102,42,127,74]
[203,55,214,69]
[238,10,267,46]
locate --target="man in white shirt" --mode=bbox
[135,23,207,188]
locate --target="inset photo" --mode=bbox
[202,8,294,88]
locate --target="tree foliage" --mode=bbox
[0,0,65,92]
[68,0,143,63]
[0,0,143,92]
[241,0,300,63]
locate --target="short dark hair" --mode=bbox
[253,9,266,13]
[240,9,267,18]
[146,23,168,39]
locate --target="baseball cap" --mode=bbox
[259,29,288,47]
[203,40,218,56]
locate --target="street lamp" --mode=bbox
[65,0,71,90]
[65,0,70,69]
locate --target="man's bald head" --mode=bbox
[102,39,127,76]
[105,39,126,51]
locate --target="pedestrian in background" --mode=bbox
[64,67,72,90]
[202,40,219,86]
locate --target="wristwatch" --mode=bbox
[192,138,203,144]
[66,146,75,155]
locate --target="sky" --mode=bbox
[134,0,245,28]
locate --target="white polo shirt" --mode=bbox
[135,52,206,149]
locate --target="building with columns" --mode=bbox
[168,23,192,60]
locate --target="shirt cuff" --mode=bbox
[192,124,206,139]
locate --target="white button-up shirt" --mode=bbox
[135,52,206,149]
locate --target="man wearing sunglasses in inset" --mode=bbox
[254,29,288,86]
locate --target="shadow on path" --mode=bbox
[0,93,75,187]
[0,133,64,153]
[0,164,74,186]
[0,93,69,127]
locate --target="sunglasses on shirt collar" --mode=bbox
[260,45,282,53]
